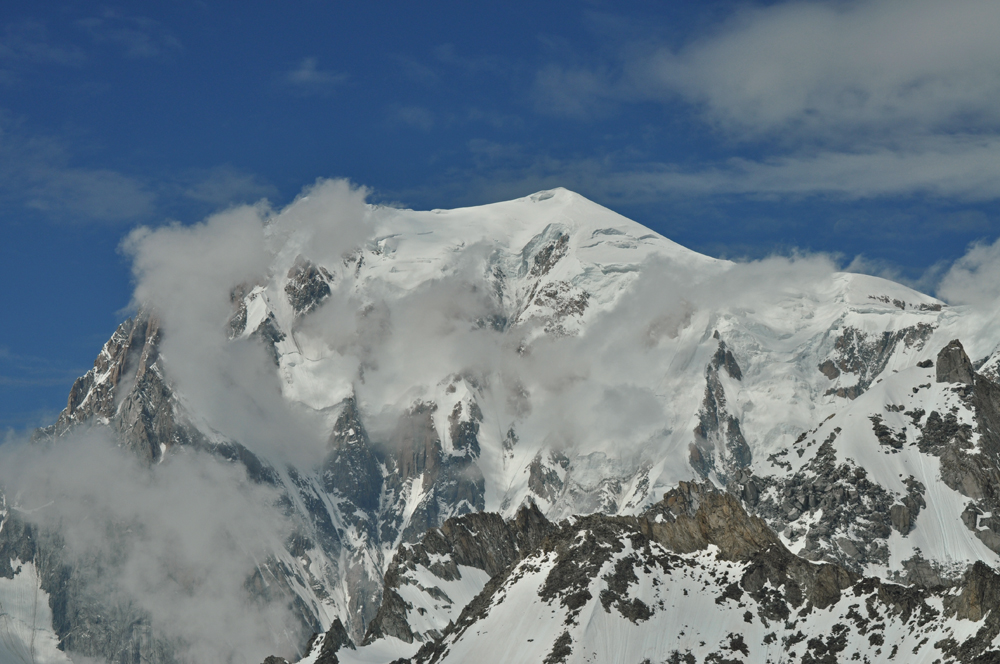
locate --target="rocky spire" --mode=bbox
[937,339,976,384]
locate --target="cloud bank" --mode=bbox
[533,0,1000,201]
[0,431,295,662]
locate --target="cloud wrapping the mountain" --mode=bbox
[122,179,374,468]
[117,178,854,472]
[0,431,297,662]
[938,237,1000,308]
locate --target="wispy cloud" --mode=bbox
[645,0,1000,141]
[598,136,1000,202]
[0,119,156,223]
[433,43,505,75]
[938,236,1000,306]
[0,346,86,389]
[534,63,619,119]
[0,117,278,224]
[284,56,347,94]
[76,11,182,59]
[24,166,157,220]
[0,20,85,66]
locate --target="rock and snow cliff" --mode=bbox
[5,186,1000,663]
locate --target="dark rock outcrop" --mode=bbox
[736,428,907,570]
[643,481,780,560]
[410,483,859,664]
[285,257,333,316]
[39,311,194,463]
[402,483,1000,664]
[364,503,553,645]
[690,338,750,482]
[823,323,934,399]
[290,618,354,664]
[938,339,976,385]
[382,401,487,546]
[909,341,1000,555]
[324,398,382,514]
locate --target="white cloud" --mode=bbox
[601,136,1000,201]
[123,179,373,467]
[648,0,1000,139]
[938,237,1000,307]
[532,0,1000,201]
[0,431,297,662]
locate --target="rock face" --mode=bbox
[689,337,751,482]
[370,482,1000,664]
[0,510,176,664]
[822,323,934,399]
[285,257,333,316]
[364,503,553,645]
[324,398,382,514]
[289,618,354,664]
[735,435,903,570]
[643,481,780,558]
[39,311,189,462]
[938,339,976,385]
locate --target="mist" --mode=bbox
[0,429,298,663]
[118,179,916,466]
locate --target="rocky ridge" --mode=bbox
[292,482,1000,664]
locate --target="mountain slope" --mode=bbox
[302,483,1000,664]
[8,184,1000,663]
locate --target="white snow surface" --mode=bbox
[421,535,980,664]
[0,560,71,664]
[393,563,491,642]
[252,190,954,494]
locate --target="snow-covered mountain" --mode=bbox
[4,184,1000,663]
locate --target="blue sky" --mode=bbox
[3,0,1000,428]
